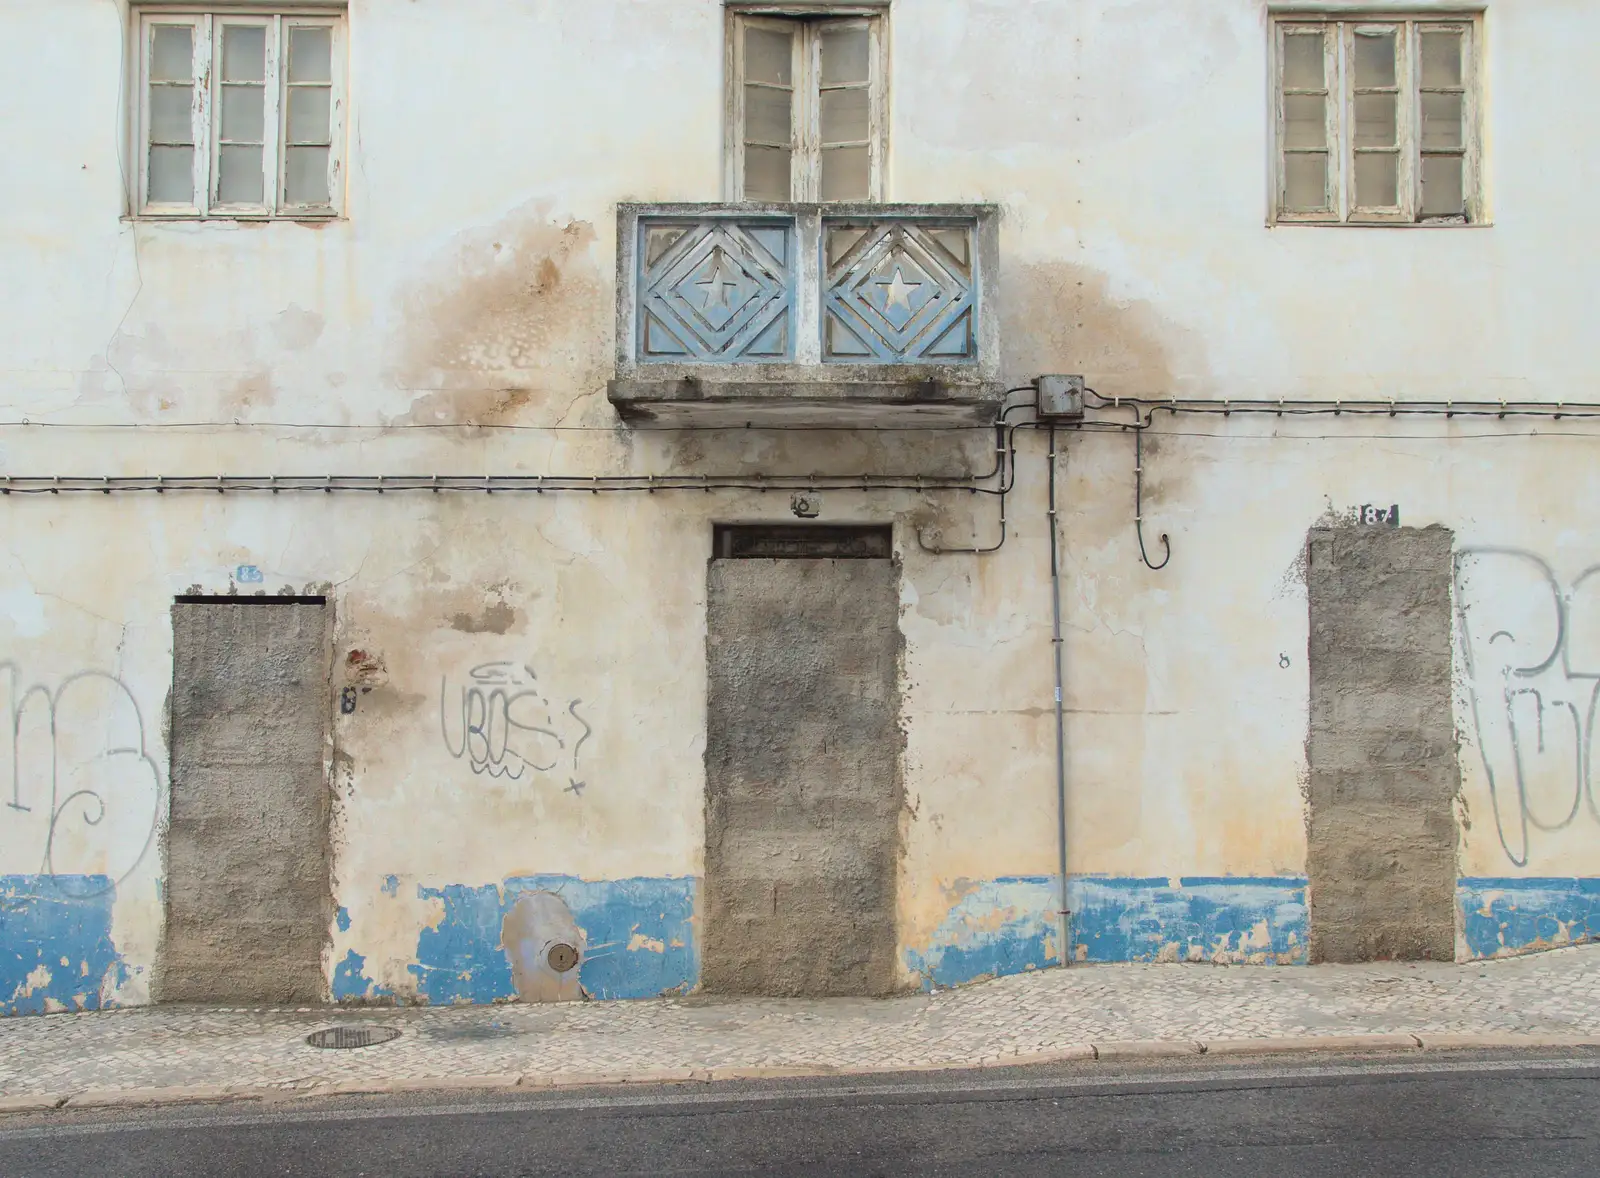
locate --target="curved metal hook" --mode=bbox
[1134,426,1170,571]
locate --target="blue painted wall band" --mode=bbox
[0,875,122,1016]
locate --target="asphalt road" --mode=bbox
[1,1051,1597,1177]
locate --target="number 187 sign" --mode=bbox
[1358,504,1400,527]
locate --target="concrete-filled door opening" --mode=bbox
[160,595,334,1003]
[703,524,903,997]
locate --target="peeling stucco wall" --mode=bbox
[1,0,1599,1011]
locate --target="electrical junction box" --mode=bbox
[1034,375,1086,419]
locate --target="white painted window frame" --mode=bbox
[1271,12,1480,225]
[725,8,889,202]
[133,7,347,219]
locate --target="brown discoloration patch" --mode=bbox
[450,600,517,635]
[272,305,325,351]
[221,370,277,418]
[392,204,608,426]
[444,581,522,635]
[1000,262,1206,401]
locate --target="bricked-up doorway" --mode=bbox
[703,525,903,996]
[160,597,334,1003]
[1306,526,1459,962]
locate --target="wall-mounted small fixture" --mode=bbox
[1035,374,1086,419]
[790,492,822,519]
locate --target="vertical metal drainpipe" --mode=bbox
[1048,426,1071,965]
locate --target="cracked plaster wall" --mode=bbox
[0,0,1598,1008]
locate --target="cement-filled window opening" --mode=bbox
[1272,14,1479,224]
[713,524,893,559]
[726,9,887,202]
[134,7,346,219]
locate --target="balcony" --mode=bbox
[608,203,1002,427]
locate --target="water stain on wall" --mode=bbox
[391,203,608,426]
[1001,261,1202,401]
[221,370,277,419]
[272,305,325,352]
[449,599,518,635]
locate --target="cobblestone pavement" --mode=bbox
[2,945,1598,1098]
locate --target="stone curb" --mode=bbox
[0,1094,69,1113]
[1092,1039,1205,1060]
[65,1085,239,1109]
[1201,1033,1421,1056]
[7,1032,1598,1113]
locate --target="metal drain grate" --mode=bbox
[305,1025,402,1050]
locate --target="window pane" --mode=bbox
[151,25,193,82]
[821,88,870,145]
[1420,32,1462,87]
[221,84,265,143]
[1354,93,1396,147]
[1284,153,1327,212]
[744,85,791,146]
[1353,30,1396,88]
[285,145,330,205]
[1282,32,1324,89]
[744,145,790,201]
[1283,94,1325,148]
[149,145,193,202]
[150,86,193,143]
[222,25,266,83]
[1421,155,1464,217]
[744,27,792,87]
[1421,92,1463,150]
[288,26,333,84]
[218,143,263,204]
[287,87,332,144]
[820,26,870,86]
[1355,152,1398,208]
[821,145,869,201]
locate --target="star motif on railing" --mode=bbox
[696,254,738,309]
[876,266,921,312]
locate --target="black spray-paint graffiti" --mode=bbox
[439,662,591,787]
[1454,549,1600,867]
[1,662,163,899]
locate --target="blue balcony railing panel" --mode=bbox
[637,219,795,362]
[822,220,977,363]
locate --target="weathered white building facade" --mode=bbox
[1,0,1596,1015]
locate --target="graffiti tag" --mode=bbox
[0,663,162,899]
[439,662,591,784]
[1455,548,1600,866]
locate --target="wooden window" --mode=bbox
[727,11,887,202]
[135,9,345,218]
[1273,15,1478,224]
